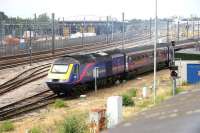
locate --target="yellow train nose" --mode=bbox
[47,64,74,81]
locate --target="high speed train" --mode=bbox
[46,41,195,94]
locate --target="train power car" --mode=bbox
[46,49,126,94]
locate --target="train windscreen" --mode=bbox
[51,65,68,73]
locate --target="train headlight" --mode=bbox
[59,79,67,83]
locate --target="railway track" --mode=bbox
[0,64,50,96]
[0,90,56,120]
[0,34,151,70]
[0,36,196,120]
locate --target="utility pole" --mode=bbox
[34,13,37,40]
[62,17,65,38]
[150,18,152,40]
[167,20,169,43]
[52,13,55,54]
[198,20,199,40]
[186,20,189,39]
[111,18,114,41]
[29,22,32,66]
[193,20,195,39]
[177,21,180,41]
[122,12,125,50]
[82,17,85,47]
[153,0,158,104]
[93,67,99,93]
[170,41,178,96]
[106,16,109,44]
[62,17,65,47]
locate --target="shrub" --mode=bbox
[54,99,66,108]
[0,121,14,132]
[28,127,41,133]
[128,88,137,97]
[59,115,87,133]
[122,94,135,106]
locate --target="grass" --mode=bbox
[128,88,137,97]
[0,121,14,133]
[175,87,184,94]
[122,94,135,107]
[54,99,66,108]
[59,115,88,133]
[28,127,42,133]
[137,99,153,108]
[156,95,166,104]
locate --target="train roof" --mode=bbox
[123,43,169,53]
[57,49,124,64]
[54,39,194,65]
[54,56,79,64]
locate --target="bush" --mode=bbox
[59,115,87,133]
[128,88,137,97]
[28,127,41,133]
[122,94,135,106]
[0,121,14,132]
[54,99,66,108]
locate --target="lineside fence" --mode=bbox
[0,13,199,57]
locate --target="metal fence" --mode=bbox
[0,15,199,57]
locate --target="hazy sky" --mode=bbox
[1,0,200,20]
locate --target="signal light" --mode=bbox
[171,41,175,47]
[171,70,178,77]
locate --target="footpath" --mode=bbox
[103,88,200,133]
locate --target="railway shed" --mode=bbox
[175,48,200,84]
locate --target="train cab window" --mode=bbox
[51,65,68,73]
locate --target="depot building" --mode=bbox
[175,47,200,84]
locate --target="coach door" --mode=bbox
[73,64,79,81]
[112,54,125,74]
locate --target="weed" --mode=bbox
[137,99,153,108]
[54,99,66,108]
[0,121,14,132]
[59,115,87,133]
[128,88,137,97]
[28,127,42,133]
[175,87,184,94]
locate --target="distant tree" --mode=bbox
[37,13,50,23]
[36,13,51,35]
[0,11,8,20]
[190,14,199,20]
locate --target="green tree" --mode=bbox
[37,13,50,23]
[0,11,8,20]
